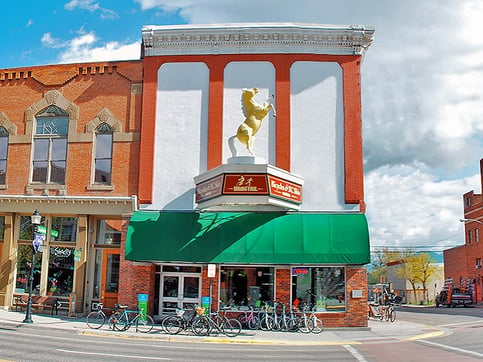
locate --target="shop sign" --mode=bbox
[292,267,309,276]
[37,225,59,238]
[51,247,72,258]
[195,174,224,202]
[223,174,268,195]
[267,175,302,204]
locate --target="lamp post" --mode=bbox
[460,218,483,225]
[23,209,42,324]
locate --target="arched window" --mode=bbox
[94,123,113,184]
[32,106,68,184]
[0,126,8,184]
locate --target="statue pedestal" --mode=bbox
[227,156,266,165]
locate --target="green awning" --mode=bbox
[125,211,370,265]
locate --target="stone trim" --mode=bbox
[142,23,374,57]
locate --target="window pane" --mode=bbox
[47,247,74,296]
[95,133,112,158]
[19,216,35,241]
[219,267,274,309]
[51,138,67,160]
[33,139,49,161]
[0,160,5,184]
[95,159,111,183]
[97,220,121,245]
[15,244,42,294]
[32,161,48,182]
[36,117,69,135]
[106,254,120,293]
[51,217,77,242]
[0,216,4,241]
[50,161,66,183]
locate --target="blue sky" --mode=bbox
[1,0,482,254]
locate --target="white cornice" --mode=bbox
[142,22,375,57]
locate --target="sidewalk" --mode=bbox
[0,309,445,346]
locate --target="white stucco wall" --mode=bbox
[150,62,209,210]
[291,61,351,211]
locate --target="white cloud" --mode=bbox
[65,0,119,20]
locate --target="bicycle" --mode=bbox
[162,305,199,334]
[191,309,242,337]
[258,304,274,331]
[381,304,396,322]
[298,305,324,334]
[111,304,154,333]
[86,303,119,329]
[237,306,260,330]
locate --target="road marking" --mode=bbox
[419,340,483,358]
[343,344,368,362]
[56,349,171,360]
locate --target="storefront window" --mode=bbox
[18,216,36,241]
[51,217,77,242]
[220,267,274,309]
[15,244,42,294]
[292,267,345,312]
[97,219,121,245]
[47,246,74,296]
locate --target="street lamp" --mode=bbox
[23,209,42,324]
[460,218,483,225]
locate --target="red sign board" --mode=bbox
[223,174,268,195]
[195,174,224,202]
[267,175,302,204]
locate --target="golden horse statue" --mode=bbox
[228,87,275,157]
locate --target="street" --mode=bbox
[0,307,482,361]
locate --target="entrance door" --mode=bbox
[160,273,201,315]
[100,250,120,309]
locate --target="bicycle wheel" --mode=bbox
[259,316,274,331]
[237,314,247,328]
[107,312,118,330]
[310,316,324,334]
[191,316,210,336]
[298,316,313,334]
[286,316,300,332]
[388,308,396,322]
[247,315,260,330]
[162,316,183,334]
[222,318,241,337]
[136,314,154,333]
[86,311,105,329]
[112,313,129,331]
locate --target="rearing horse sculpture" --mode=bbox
[228,88,275,157]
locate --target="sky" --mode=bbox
[2,0,482,257]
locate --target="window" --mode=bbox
[476,258,482,270]
[468,230,473,244]
[32,106,68,184]
[94,123,113,184]
[96,219,121,245]
[47,246,74,296]
[476,228,480,243]
[15,244,43,294]
[466,197,472,207]
[51,217,77,242]
[219,267,274,309]
[0,216,4,242]
[0,126,8,184]
[292,267,346,312]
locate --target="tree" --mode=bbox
[394,252,437,304]
[368,248,406,284]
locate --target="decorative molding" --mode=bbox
[86,108,122,133]
[0,112,17,135]
[142,23,375,57]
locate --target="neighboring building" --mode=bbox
[444,158,483,303]
[386,258,444,304]
[0,62,142,311]
[121,23,375,327]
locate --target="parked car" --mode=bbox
[435,288,472,307]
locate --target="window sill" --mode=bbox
[27,184,66,196]
[86,184,114,191]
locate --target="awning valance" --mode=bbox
[125,211,370,265]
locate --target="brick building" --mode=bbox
[0,61,141,311]
[443,159,483,303]
[121,23,375,327]
[0,23,375,328]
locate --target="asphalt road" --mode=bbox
[0,307,482,361]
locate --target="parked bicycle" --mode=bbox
[162,305,200,334]
[237,306,260,330]
[381,305,396,322]
[110,304,154,333]
[297,304,324,334]
[86,303,119,329]
[191,308,242,337]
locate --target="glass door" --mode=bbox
[161,273,200,315]
[100,250,120,309]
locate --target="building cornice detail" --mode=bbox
[142,23,374,57]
